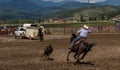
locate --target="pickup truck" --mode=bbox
[14,27,26,39]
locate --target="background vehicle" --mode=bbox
[14,24,38,39]
[14,27,26,39]
[25,27,39,40]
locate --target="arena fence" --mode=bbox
[47,26,120,35]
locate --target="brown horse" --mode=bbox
[0,28,8,35]
[0,26,15,35]
[67,33,95,62]
[7,28,15,35]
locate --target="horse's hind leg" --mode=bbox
[66,50,71,61]
[41,53,44,58]
[46,55,50,60]
[41,54,47,60]
[41,54,44,59]
[44,55,50,60]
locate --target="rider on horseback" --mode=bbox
[69,25,91,50]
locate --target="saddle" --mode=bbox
[74,38,86,49]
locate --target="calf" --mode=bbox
[41,45,53,60]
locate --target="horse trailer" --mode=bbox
[25,27,39,40]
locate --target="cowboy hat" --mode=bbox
[83,25,89,29]
[40,26,43,28]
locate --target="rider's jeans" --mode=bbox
[71,36,82,48]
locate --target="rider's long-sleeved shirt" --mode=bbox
[77,28,91,37]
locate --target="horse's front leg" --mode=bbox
[80,51,88,59]
[76,53,81,62]
[76,50,83,62]
[67,50,72,61]
[74,52,78,59]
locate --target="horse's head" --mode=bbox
[70,33,77,43]
[87,43,95,51]
[48,45,53,49]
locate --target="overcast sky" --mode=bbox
[43,0,106,3]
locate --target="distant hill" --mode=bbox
[0,0,64,19]
[0,0,120,19]
[50,6,120,21]
[0,7,39,19]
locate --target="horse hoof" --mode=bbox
[67,59,69,61]
[80,57,84,59]
[76,61,80,63]
[76,59,81,63]
[74,56,77,59]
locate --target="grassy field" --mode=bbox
[0,21,115,28]
[43,21,115,28]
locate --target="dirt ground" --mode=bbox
[0,34,120,70]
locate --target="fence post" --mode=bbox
[64,20,66,35]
